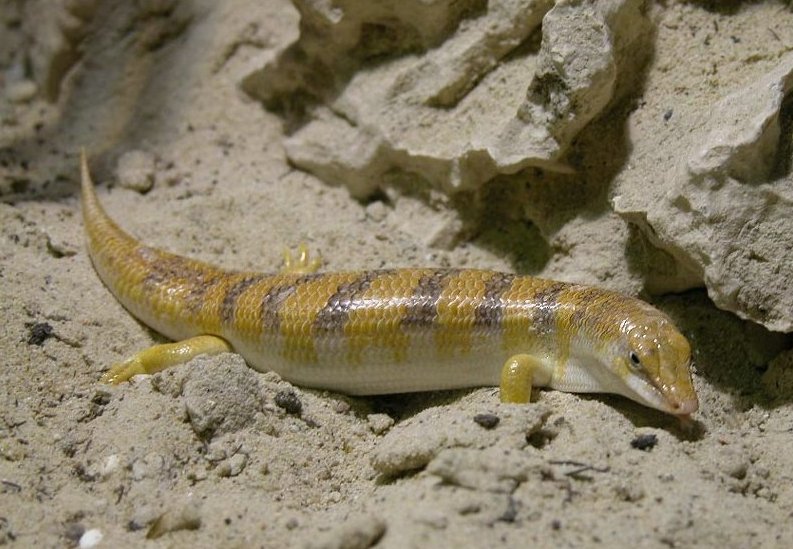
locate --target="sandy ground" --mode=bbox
[2,1,793,547]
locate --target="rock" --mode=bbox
[492,0,651,173]
[614,53,793,332]
[116,150,156,192]
[181,354,266,439]
[305,515,386,549]
[372,398,549,475]
[78,528,103,549]
[366,413,394,435]
[242,0,485,109]
[364,200,388,222]
[217,453,248,478]
[426,446,538,493]
[247,0,650,198]
[5,80,38,103]
[131,452,166,481]
[21,0,97,101]
[99,454,120,478]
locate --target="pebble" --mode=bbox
[78,528,103,548]
[116,149,156,192]
[217,453,248,477]
[182,355,265,438]
[5,80,38,103]
[473,413,500,429]
[333,400,351,414]
[274,389,303,416]
[366,413,394,434]
[46,232,79,257]
[128,505,160,531]
[131,453,165,481]
[372,402,549,475]
[100,454,120,478]
[306,515,386,549]
[630,433,658,451]
[365,201,388,222]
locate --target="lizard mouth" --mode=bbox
[666,395,699,416]
[623,369,699,416]
[659,359,699,417]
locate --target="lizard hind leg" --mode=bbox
[499,354,547,404]
[281,243,322,274]
[100,334,232,384]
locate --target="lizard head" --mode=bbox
[612,315,698,417]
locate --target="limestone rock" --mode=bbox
[21,0,98,100]
[245,0,650,198]
[116,149,156,193]
[181,354,266,439]
[371,398,549,476]
[615,54,793,332]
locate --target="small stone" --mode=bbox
[131,453,165,481]
[365,201,388,222]
[427,447,530,493]
[205,438,232,462]
[182,355,265,438]
[423,212,463,250]
[630,433,658,451]
[367,413,394,435]
[327,490,342,503]
[5,80,38,103]
[46,232,78,257]
[26,322,54,346]
[306,515,386,549]
[116,150,156,192]
[128,505,159,531]
[473,413,500,430]
[217,453,248,478]
[373,402,549,475]
[186,468,208,483]
[100,454,120,478]
[274,389,302,416]
[333,400,351,414]
[78,528,103,548]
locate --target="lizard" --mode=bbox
[80,151,698,417]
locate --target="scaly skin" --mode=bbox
[81,152,698,416]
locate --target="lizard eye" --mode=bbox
[629,351,641,368]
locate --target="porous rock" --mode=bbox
[181,354,266,439]
[426,446,540,493]
[372,400,549,476]
[245,0,650,197]
[305,514,386,549]
[614,54,793,332]
[21,0,97,100]
[116,149,156,192]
